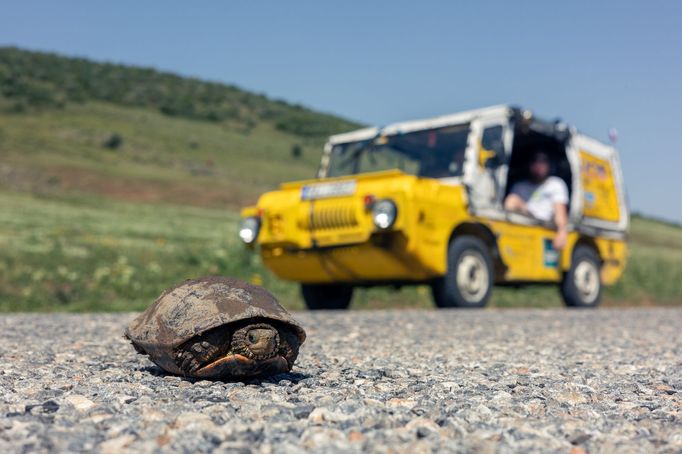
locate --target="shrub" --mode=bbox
[103,133,123,150]
[291,144,303,159]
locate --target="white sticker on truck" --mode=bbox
[301,181,356,200]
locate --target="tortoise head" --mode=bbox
[173,320,301,380]
[231,323,280,360]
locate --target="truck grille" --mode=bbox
[309,204,358,230]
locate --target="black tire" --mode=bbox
[301,284,353,310]
[560,245,602,308]
[431,236,493,308]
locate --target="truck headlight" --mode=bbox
[239,217,260,244]
[372,199,397,230]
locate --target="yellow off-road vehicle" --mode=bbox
[240,105,628,309]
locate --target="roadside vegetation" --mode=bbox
[0,47,679,311]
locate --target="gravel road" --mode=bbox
[1,309,680,453]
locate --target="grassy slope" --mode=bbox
[0,102,323,207]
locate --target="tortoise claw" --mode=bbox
[175,340,221,375]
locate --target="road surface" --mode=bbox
[1,309,680,453]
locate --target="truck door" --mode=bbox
[465,115,512,211]
[570,134,629,233]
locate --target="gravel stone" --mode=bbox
[1,309,680,453]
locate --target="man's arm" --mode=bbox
[550,178,570,250]
[553,203,568,250]
[504,193,528,212]
[504,182,529,213]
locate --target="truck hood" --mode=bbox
[279,169,406,191]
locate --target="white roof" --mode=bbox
[328,105,511,145]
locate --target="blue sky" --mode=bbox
[2,1,681,222]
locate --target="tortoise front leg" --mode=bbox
[173,327,231,376]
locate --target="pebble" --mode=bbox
[64,395,95,412]
[0,309,680,452]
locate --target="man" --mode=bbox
[504,150,569,249]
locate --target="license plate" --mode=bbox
[301,180,356,200]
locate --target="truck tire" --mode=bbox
[301,284,353,310]
[431,236,493,308]
[560,245,602,308]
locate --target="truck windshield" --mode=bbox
[326,124,470,178]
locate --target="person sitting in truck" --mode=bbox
[504,150,569,249]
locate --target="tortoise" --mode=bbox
[124,276,306,379]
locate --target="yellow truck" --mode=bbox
[239,105,628,309]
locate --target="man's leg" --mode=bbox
[504,194,529,213]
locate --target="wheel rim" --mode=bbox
[573,260,600,303]
[456,252,489,303]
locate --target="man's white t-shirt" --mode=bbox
[509,176,569,222]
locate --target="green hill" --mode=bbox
[0,47,360,137]
[0,47,367,208]
[0,47,680,311]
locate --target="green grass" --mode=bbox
[1,190,680,312]
[0,190,276,311]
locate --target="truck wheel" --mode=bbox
[431,236,493,308]
[301,284,353,310]
[560,245,602,308]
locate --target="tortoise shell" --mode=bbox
[125,276,306,379]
